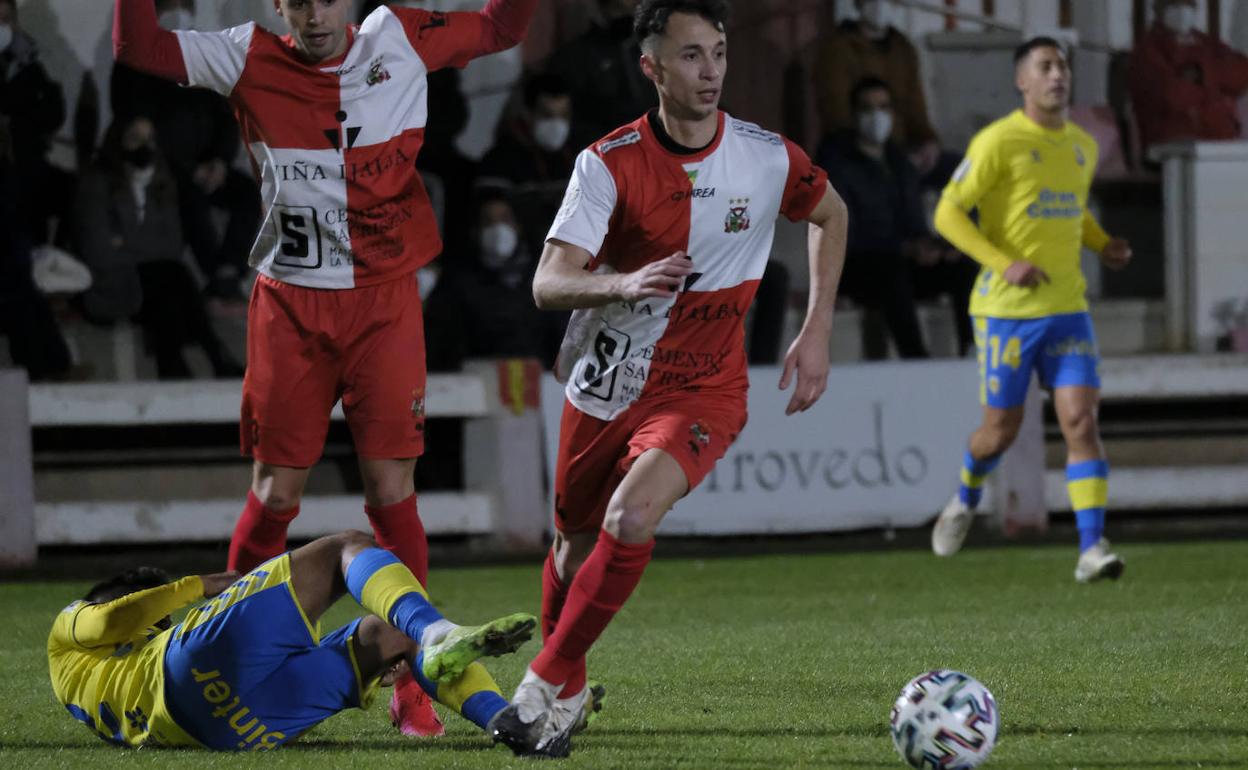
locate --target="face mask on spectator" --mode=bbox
[860,1,893,35]
[856,109,893,145]
[158,9,195,31]
[1162,4,1197,35]
[532,117,571,153]
[0,24,12,53]
[479,222,519,268]
[123,145,157,170]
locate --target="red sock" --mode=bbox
[532,529,653,686]
[365,494,428,586]
[541,549,568,641]
[227,491,299,573]
[542,549,586,699]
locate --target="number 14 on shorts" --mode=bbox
[988,335,1021,369]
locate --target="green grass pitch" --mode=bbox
[1,540,1245,768]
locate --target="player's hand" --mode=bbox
[779,327,831,416]
[617,252,694,302]
[1100,237,1132,271]
[1002,260,1050,288]
[199,571,241,599]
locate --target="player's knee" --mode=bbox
[1060,408,1099,445]
[252,486,302,512]
[605,498,661,542]
[338,529,376,549]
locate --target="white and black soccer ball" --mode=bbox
[889,669,999,769]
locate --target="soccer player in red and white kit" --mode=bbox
[489,0,849,757]
[113,0,536,739]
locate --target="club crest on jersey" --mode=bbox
[724,198,751,234]
[367,56,391,87]
[1074,145,1086,166]
[688,422,711,455]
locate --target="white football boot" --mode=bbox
[1074,538,1125,583]
[931,494,974,557]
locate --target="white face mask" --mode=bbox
[1162,4,1197,35]
[532,117,571,153]
[0,24,13,53]
[857,108,894,145]
[158,9,195,31]
[860,1,893,34]
[479,222,519,267]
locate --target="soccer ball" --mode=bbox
[889,669,999,769]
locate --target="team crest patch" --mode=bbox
[1031,149,1042,163]
[367,56,391,87]
[411,389,425,429]
[724,198,751,234]
[1074,145,1086,166]
[688,422,711,456]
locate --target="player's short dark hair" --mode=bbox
[523,73,571,110]
[1014,36,1066,66]
[84,566,173,604]
[634,0,730,50]
[850,76,893,111]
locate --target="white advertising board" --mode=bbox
[541,360,984,535]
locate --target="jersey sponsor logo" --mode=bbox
[366,55,392,87]
[724,198,751,233]
[576,323,632,401]
[597,131,641,155]
[671,187,716,202]
[1026,188,1081,219]
[188,667,287,751]
[730,119,782,145]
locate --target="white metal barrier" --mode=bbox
[22,362,546,553]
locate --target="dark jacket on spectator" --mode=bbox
[75,161,182,322]
[1129,24,1248,152]
[815,21,937,149]
[0,30,65,163]
[817,130,928,256]
[546,16,657,144]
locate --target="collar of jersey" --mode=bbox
[1010,108,1072,143]
[642,110,726,162]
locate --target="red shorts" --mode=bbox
[552,393,746,534]
[240,274,427,467]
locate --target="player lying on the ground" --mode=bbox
[47,531,544,750]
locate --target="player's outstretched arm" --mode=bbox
[394,0,537,70]
[533,239,694,311]
[779,181,847,416]
[62,572,236,649]
[113,0,188,83]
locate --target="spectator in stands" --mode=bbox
[424,189,552,371]
[1129,0,1248,156]
[0,0,75,248]
[76,115,243,380]
[0,131,74,381]
[111,0,261,301]
[815,0,941,174]
[546,0,657,146]
[817,77,976,359]
[479,73,576,257]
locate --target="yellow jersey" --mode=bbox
[47,577,205,748]
[941,109,1108,319]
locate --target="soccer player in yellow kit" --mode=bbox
[47,531,540,749]
[929,37,1133,582]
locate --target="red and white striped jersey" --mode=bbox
[175,6,491,289]
[549,111,828,421]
